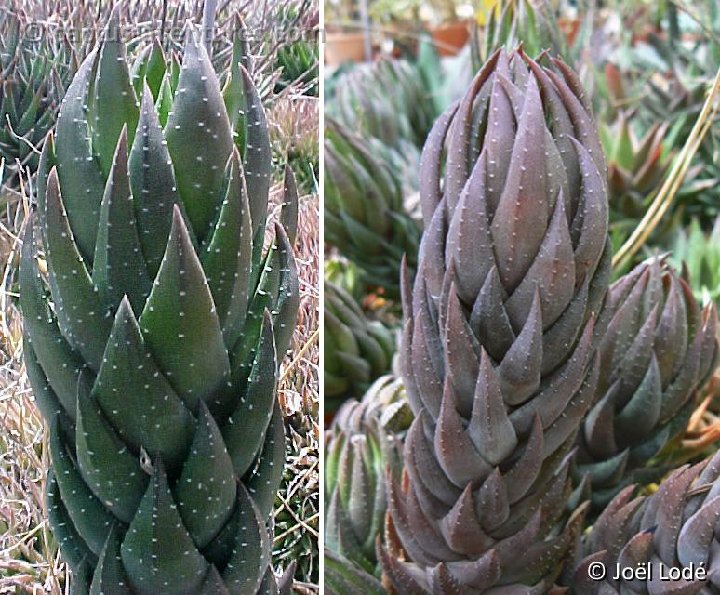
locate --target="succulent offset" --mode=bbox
[381,48,612,592]
[324,281,395,404]
[601,114,674,251]
[577,258,717,509]
[568,449,720,594]
[603,116,672,215]
[473,0,569,66]
[325,121,421,297]
[21,14,298,594]
[325,395,404,575]
[671,217,720,306]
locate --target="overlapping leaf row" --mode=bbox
[577,258,717,510]
[21,16,298,594]
[382,48,612,592]
[325,121,421,297]
[568,449,720,594]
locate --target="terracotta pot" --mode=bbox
[325,31,367,67]
[383,20,422,58]
[558,17,581,47]
[429,20,470,57]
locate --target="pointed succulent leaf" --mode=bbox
[93,297,195,471]
[20,223,89,419]
[139,207,231,411]
[22,337,66,422]
[282,164,299,245]
[76,381,147,524]
[44,167,111,371]
[201,148,252,345]
[245,401,286,519]
[47,471,98,572]
[174,402,236,549]
[165,26,233,240]
[89,525,132,595]
[221,483,271,593]
[53,51,105,262]
[223,311,276,477]
[130,39,166,101]
[121,462,209,594]
[272,222,301,358]
[49,418,115,556]
[128,85,182,278]
[87,13,139,178]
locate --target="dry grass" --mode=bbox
[0,192,67,593]
[274,190,320,591]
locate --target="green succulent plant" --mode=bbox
[330,59,436,153]
[323,377,409,595]
[576,258,717,510]
[670,217,720,306]
[473,0,568,66]
[567,449,720,593]
[325,121,421,297]
[275,39,319,96]
[324,257,366,304]
[601,115,674,255]
[324,282,395,406]
[604,4,720,225]
[381,48,612,592]
[21,13,299,594]
[325,549,386,595]
[325,375,410,574]
[603,117,671,208]
[0,8,78,186]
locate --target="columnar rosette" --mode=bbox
[382,48,611,592]
[21,13,298,594]
[325,396,404,574]
[569,449,720,594]
[324,120,421,297]
[577,258,717,509]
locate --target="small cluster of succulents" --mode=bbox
[602,116,672,217]
[671,217,720,306]
[0,8,78,186]
[330,59,437,153]
[21,11,299,593]
[324,374,411,591]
